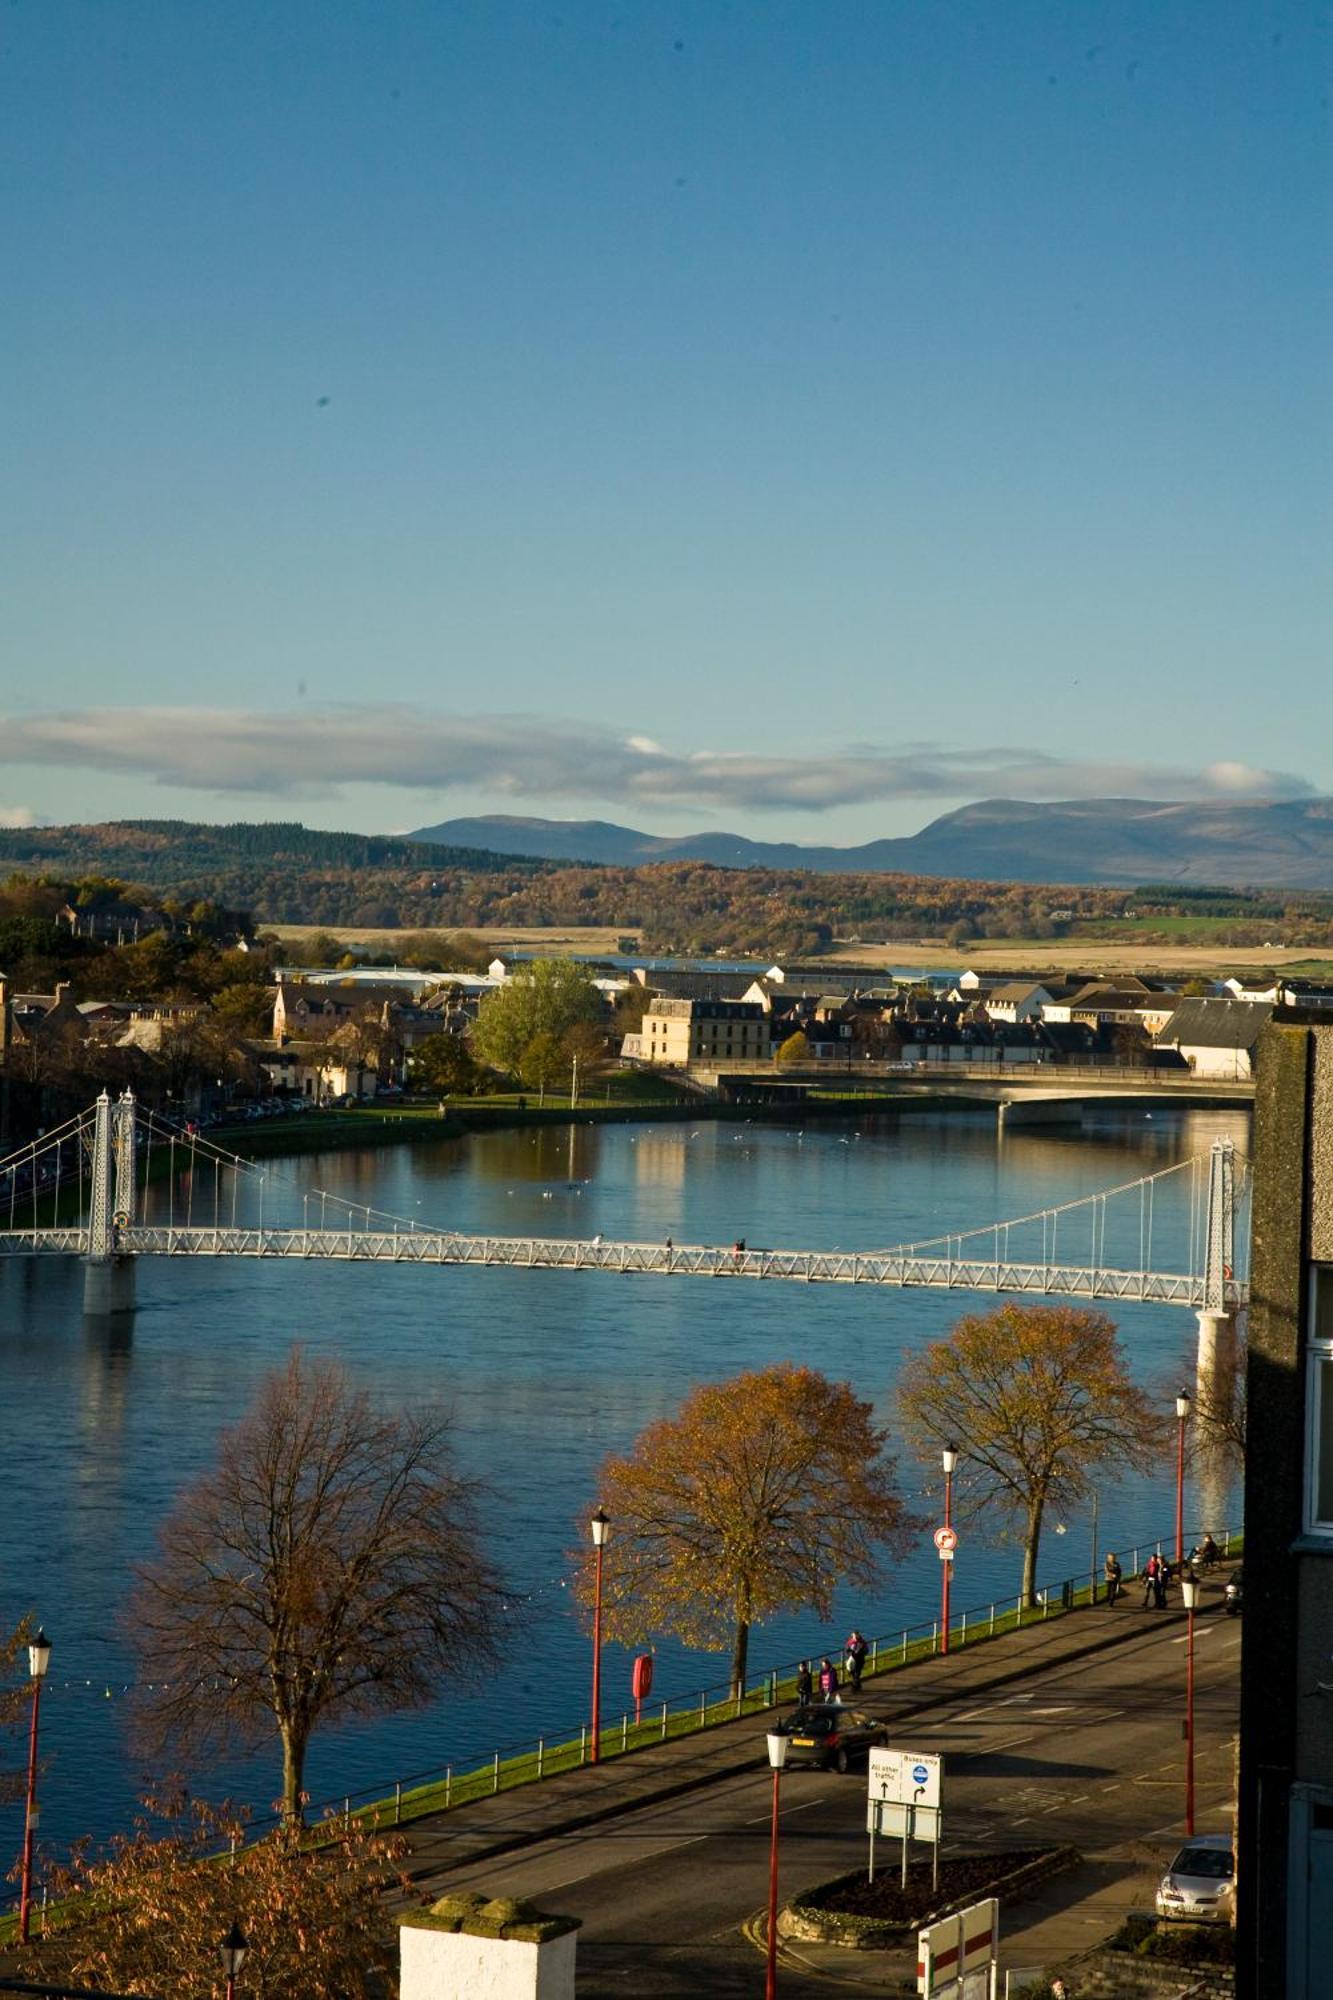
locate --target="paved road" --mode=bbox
[422,1606,1240,1996]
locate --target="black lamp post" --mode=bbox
[220,1919,250,2000]
[18,1626,51,1943]
[590,1508,609,1765]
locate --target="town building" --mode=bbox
[1153,998,1273,1080]
[632,998,769,1065]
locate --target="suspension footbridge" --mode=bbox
[0,1091,1247,1328]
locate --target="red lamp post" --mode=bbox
[1181,1573,1198,1836]
[940,1445,958,1655]
[590,1508,609,1765]
[765,1726,789,2000]
[18,1626,51,1943]
[220,1919,249,2000]
[1175,1390,1191,1569]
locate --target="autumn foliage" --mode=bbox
[17,1792,406,1999]
[896,1303,1166,1604]
[580,1364,917,1693]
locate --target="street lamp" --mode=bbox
[589,1508,610,1766]
[18,1626,51,1942]
[940,1445,958,1655]
[765,1727,789,2000]
[1181,1574,1198,1836]
[220,1919,250,2000]
[1175,1390,1191,1568]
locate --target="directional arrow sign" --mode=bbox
[933,1525,958,1552]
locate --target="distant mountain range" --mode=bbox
[409,799,1333,889]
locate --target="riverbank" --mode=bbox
[208,1085,977,1161]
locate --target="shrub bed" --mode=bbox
[780,1844,1077,1950]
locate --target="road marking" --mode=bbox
[745,1795,826,1826]
[538,1832,710,1892]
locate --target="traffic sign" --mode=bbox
[933,1525,958,1552]
[867,1746,942,1809]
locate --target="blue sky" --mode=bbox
[2,1,1329,843]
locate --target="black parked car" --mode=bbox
[1225,1565,1243,1615]
[778,1704,888,1774]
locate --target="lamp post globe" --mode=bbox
[220,1919,250,2000]
[765,1729,789,1999]
[19,1627,52,1943]
[589,1509,610,1765]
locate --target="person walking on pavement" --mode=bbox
[1142,1553,1160,1609]
[1103,1552,1123,1605]
[795,1660,813,1706]
[818,1655,838,1700]
[844,1629,869,1693]
[1155,1556,1171,1609]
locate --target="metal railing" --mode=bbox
[286,1522,1240,1837]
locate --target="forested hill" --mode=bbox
[2,820,1332,954]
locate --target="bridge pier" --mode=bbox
[997,1096,1085,1130]
[84,1255,136,1317]
[1196,1308,1238,1385]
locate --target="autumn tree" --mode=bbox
[18,1793,405,2000]
[776,1030,811,1065]
[580,1364,916,1696]
[410,1029,480,1097]
[896,1304,1166,1605]
[130,1350,504,1821]
[471,958,604,1080]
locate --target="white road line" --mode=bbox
[744,1795,827,1826]
[538,1832,710,1893]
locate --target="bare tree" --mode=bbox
[130,1350,504,1820]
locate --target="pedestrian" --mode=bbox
[844,1628,869,1693]
[1155,1557,1171,1610]
[796,1660,813,1706]
[1142,1553,1159,1609]
[1103,1552,1122,1606]
[818,1655,838,1700]
[664,1235,673,1254]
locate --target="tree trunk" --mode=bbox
[730,1617,750,1700]
[280,1720,308,1824]
[1022,1491,1046,1608]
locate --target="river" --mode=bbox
[0,1103,1247,1863]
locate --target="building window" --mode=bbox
[1307,1267,1333,1532]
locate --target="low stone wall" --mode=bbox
[1072,1946,1234,1998]
[778,1844,1078,1951]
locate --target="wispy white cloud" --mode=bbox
[0,706,1314,814]
[0,805,44,828]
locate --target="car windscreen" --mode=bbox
[1172,1847,1233,1878]
[790,1712,837,1734]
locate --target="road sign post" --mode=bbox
[867,1748,943,1889]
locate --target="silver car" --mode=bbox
[1155,1834,1234,1923]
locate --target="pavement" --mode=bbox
[395,1579,1241,1994]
